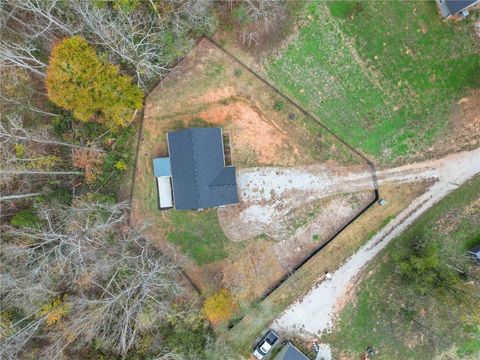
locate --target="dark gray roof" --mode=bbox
[273,342,310,360]
[167,128,238,210]
[446,0,478,13]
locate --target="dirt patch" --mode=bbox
[422,89,480,159]
[433,192,480,233]
[183,97,300,165]
[332,274,359,316]
[447,90,480,144]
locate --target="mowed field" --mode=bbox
[322,176,480,359]
[267,1,480,162]
[131,39,375,313]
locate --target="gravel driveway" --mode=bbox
[273,148,480,337]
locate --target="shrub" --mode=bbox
[162,310,210,357]
[14,143,26,158]
[274,100,285,112]
[52,112,74,139]
[114,160,127,171]
[328,1,363,18]
[39,296,70,326]
[27,155,61,171]
[10,209,41,228]
[202,289,236,325]
[232,4,250,26]
[395,237,460,296]
[73,148,105,183]
[45,36,143,132]
[112,0,141,13]
[44,189,73,205]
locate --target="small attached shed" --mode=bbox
[436,0,480,18]
[153,157,173,209]
[273,342,310,360]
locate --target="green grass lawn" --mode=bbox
[164,209,230,265]
[267,1,480,161]
[323,175,480,359]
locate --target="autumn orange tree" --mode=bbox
[45,36,143,131]
[202,288,237,325]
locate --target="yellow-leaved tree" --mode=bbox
[45,36,143,131]
[202,288,237,325]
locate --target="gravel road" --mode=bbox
[273,148,480,337]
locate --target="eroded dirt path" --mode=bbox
[270,148,480,337]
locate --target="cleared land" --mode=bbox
[322,175,480,359]
[266,1,480,162]
[131,39,375,308]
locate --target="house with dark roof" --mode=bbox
[436,0,479,19]
[273,342,310,360]
[153,127,238,210]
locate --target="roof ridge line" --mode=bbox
[208,184,236,188]
[189,128,201,208]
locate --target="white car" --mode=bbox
[253,330,279,359]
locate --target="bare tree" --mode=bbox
[1,170,82,176]
[153,351,185,360]
[1,193,187,358]
[0,114,102,202]
[241,30,259,47]
[243,0,286,30]
[0,92,58,118]
[0,40,48,77]
[2,0,216,86]
[0,273,58,360]
[70,0,215,87]
[49,239,183,357]
[1,0,78,41]
[234,0,286,47]
[70,1,176,88]
[0,314,48,360]
[2,202,129,288]
[0,192,47,201]
[0,115,104,152]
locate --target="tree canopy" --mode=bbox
[45,36,143,131]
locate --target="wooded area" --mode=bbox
[0,0,285,358]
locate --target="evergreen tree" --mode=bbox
[45,36,143,131]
